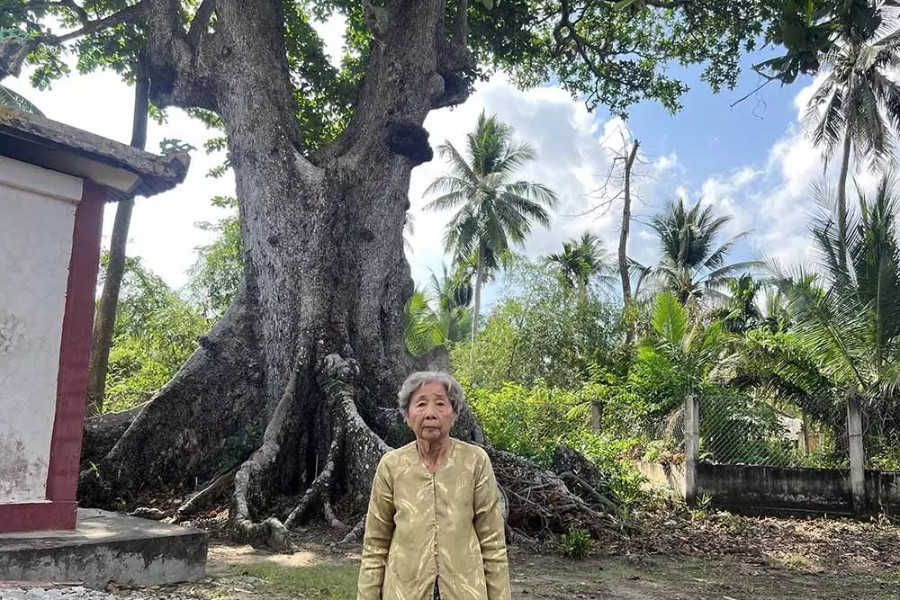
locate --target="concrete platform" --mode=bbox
[0,508,207,590]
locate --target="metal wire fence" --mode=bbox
[698,396,840,468]
[863,398,900,470]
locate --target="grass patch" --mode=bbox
[779,551,815,570]
[236,561,360,600]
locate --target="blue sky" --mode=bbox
[629,71,803,181]
[2,20,844,310]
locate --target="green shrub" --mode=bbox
[560,526,594,559]
[466,381,647,505]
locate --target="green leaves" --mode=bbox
[187,198,243,320]
[160,138,197,155]
[772,175,900,398]
[452,257,623,390]
[545,232,612,295]
[0,27,29,42]
[802,4,900,177]
[649,198,758,305]
[651,293,688,351]
[5,0,799,139]
[757,0,886,84]
[403,264,473,356]
[472,0,778,115]
[100,254,209,413]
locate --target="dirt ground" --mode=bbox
[119,510,900,600]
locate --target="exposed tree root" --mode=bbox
[81,402,148,468]
[342,516,367,544]
[79,294,267,507]
[323,500,349,531]
[81,335,628,552]
[229,352,392,551]
[284,432,341,529]
[175,469,236,522]
[231,351,308,551]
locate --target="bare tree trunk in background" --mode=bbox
[86,74,149,416]
[620,140,639,347]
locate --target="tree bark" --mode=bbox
[472,246,484,343]
[837,126,852,273]
[620,140,639,346]
[86,75,149,416]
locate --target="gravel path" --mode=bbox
[0,587,201,600]
[0,589,116,600]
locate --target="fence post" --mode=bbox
[847,394,866,513]
[684,394,699,504]
[590,400,601,430]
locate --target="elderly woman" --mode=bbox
[357,371,511,600]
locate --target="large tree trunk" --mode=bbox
[86,76,149,416]
[78,0,612,551]
[620,140,639,347]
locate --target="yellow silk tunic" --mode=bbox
[357,439,511,600]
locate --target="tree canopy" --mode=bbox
[1,0,821,131]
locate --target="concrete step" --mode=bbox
[0,508,207,590]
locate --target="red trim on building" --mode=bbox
[0,502,77,534]
[40,182,105,528]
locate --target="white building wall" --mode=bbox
[0,156,82,504]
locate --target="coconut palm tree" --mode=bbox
[424,111,558,341]
[403,264,473,356]
[802,1,900,268]
[709,274,764,334]
[650,198,759,306]
[545,232,610,298]
[777,174,900,398]
[730,174,900,449]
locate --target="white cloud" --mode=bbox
[406,77,679,291]
[9,62,657,295]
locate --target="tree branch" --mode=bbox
[188,0,217,46]
[444,0,470,71]
[47,1,148,44]
[24,0,90,24]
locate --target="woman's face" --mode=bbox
[406,381,457,443]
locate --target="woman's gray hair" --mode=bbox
[397,371,466,415]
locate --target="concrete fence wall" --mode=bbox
[636,459,900,513]
[636,396,900,514]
